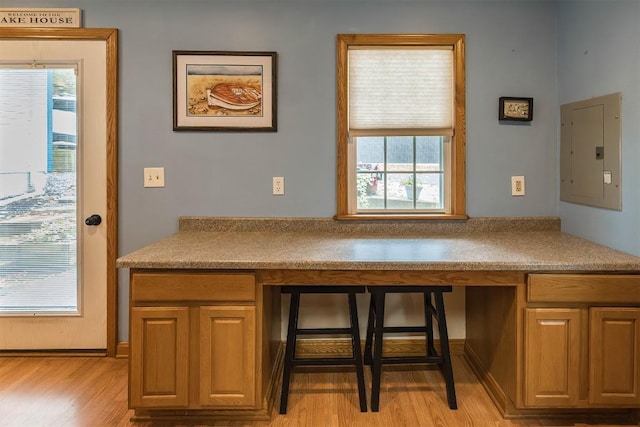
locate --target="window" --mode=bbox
[336,34,466,219]
[0,67,79,313]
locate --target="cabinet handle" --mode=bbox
[538,320,567,326]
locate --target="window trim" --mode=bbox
[335,34,467,220]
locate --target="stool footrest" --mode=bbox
[292,357,359,366]
[381,326,430,333]
[378,356,442,365]
[282,286,366,294]
[295,327,355,335]
[368,285,452,293]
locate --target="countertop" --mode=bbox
[116,217,640,272]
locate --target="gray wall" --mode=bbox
[115,0,557,341]
[17,0,636,342]
[557,0,640,256]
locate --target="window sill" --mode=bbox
[333,213,469,221]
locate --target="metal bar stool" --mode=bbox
[279,286,367,414]
[364,285,457,412]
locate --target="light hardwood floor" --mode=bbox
[0,355,637,427]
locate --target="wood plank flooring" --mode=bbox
[0,355,637,427]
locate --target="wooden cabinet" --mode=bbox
[129,271,263,415]
[524,308,582,407]
[524,274,640,409]
[130,307,190,408]
[589,307,640,405]
[199,306,256,407]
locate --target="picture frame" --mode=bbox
[499,97,533,121]
[173,50,277,131]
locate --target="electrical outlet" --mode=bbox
[144,167,165,188]
[511,176,525,196]
[273,176,284,195]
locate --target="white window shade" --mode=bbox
[349,48,454,132]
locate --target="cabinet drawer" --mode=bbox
[132,272,255,303]
[528,274,640,304]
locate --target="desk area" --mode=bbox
[117,217,640,422]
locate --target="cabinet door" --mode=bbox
[199,306,256,408]
[524,308,582,407]
[130,307,190,408]
[589,307,640,406]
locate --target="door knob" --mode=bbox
[85,214,102,226]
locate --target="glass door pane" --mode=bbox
[0,67,78,314]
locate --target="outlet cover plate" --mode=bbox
[511,176,525,196]
[273,176,284,195]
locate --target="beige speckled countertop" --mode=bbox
[116,217,640,272]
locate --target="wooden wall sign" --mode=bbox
[0,8,81,28]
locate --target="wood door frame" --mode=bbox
[0,28,119,356]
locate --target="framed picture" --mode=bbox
[173,50,277,131]
[499,97,533,121]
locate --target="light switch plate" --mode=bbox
[144,167,165,188]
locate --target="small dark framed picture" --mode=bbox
[499,97,533,121]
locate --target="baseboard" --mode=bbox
[294,337,465,358]
[463,341,508,415]
[116,341,128,358]
[2,342,131,359]
[0,349,107,357]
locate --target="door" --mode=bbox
[589,307,640,406]
[199,306,256,408]
[0,29,118,353]
[130,307,190,408]
[524,308,582,407]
